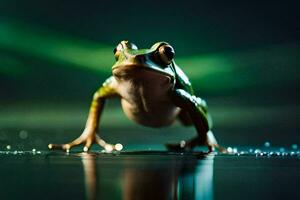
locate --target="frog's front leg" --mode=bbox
[48,77,122,152]
[167,89,225,153]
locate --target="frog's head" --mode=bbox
[112,40,175,77]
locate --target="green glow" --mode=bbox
[0,54,27,76]
[177,45,300,91]
[0,103,297,129]
[0,21,299,92]
[0,22,114,73]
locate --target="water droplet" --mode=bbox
[227,147,233,153]
[264,142,271,148]
[279,147,285,152]
[6,145,11,150]
[291,144,298,150]
[276,152,281,156]
[32,148,36,153]
[254,149,261,154]
[19,130,28,139]
[232,148,238,154]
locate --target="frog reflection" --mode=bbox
[81,153,214,200]
[49,41,224,152]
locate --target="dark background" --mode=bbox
[0,1,299,149]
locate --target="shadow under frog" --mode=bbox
[81,153,214,200]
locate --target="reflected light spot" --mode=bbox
[264,141,271,148]
[292,144,298,150]
[180,140,186,148]
[227,147,233,153]
[115,143,123,151]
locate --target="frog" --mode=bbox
[48,40,225,153]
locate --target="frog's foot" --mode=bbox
[48,132,123,152]
[205,130,227,153]
[166,131,227,153]
[166,140,226,153]
[206,143,227,153]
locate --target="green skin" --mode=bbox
[49,41,224,153]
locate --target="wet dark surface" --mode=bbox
[0,1,299,199]
[0,151,299,200]
[0,122,299,200]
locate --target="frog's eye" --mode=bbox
[158,44,175,65]
[113,43,123,60]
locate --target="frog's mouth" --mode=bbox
[112,63,175,79]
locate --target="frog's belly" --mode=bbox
[121,98,180,127]
[116,72,180,127]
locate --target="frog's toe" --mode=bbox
[83,138,93,152]
[48,143,64,150]
[114,143,123,151]
[215,145,227,153]
[95,135,123,152]
[206,143,227,153]
[100,143,123,152]
[48,143,72,152]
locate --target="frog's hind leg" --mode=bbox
[177,110,222,152]
[182,131,226,152]
[166,89,225,153]
[178,110,193,126]
[178,98,213,128]
[165,132,224,152]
